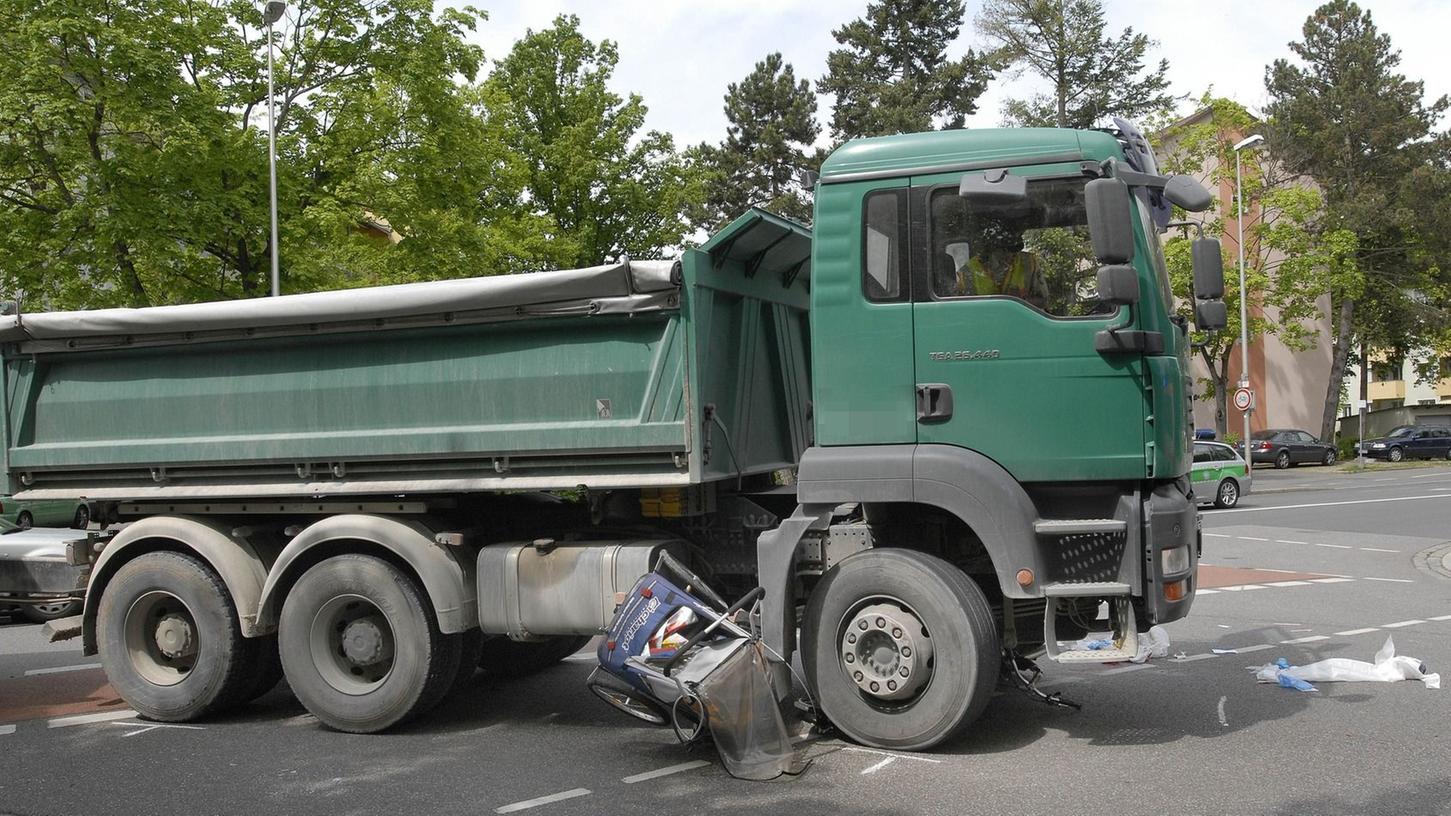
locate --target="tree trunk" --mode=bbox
[1319,297,1356,443]
[1214,379,1228,439]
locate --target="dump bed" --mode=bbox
[1,210,812,500]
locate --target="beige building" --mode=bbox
[1155,106,1333,439]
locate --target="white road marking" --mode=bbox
[1308,577,1354,584]
[860,756,897,775]
[1364,577,1415,583]
[621,761,710,784]
[1102,664,1156,675]
[1380,620,1426,628]
[48,710,138,728]
[112,721,203,731]
[1275,540,1309,545]
[1179,653,1218,662]
[842,747,942,764]
[1217,696,1228,727]
[1234,644,1275,653]
[1314,543,1352,549]
[1280,636,1329,644]
[121,725,161,738]
[1205,533,1232,538]
[562,654,596,662]
[23,663,102,676]
[495,789,592,813]
[1360,547,1400,553]
[1335,628,1381,636]
[1196,589,1220,595]
[1209,494,1451,514]
[0,724,15,736]
[1239,536,1270,542]
[1430,614,1451,622]
[1372,478,1395,482]
[1267,581,1312,587]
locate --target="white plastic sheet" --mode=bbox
[1251,636,1440,689]
[1131,625,1171,664]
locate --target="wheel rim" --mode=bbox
[1390,448,1402,462]
[17,514,31,529]
[309,594,396,695]
[838,599,934,704]
[123,591,199,686]
[1325,451,1335,465]
[587,681,668,726]
[1277,453,1289,468]
[1219,481,1238,506]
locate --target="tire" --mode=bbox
[20,599,82,624]
[477,635,591,679]
[16,511,32,530]
[96,552,258,722]
[278,554,460,733]
[73,505,90,529]
[1214,478,1240,509]
[1388,446,1404,463]
[1323,450,1336,466]
[1274,451,1290,469]
[801,549,999,751]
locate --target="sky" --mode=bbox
[449,0,1451,148]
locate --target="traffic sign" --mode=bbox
[1232,387,1253,412]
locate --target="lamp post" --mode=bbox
[263,1,286,298]
[1233,133,1264,472]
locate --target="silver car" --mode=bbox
[0,517,89,623]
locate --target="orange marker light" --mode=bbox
[1015,569,1034,587]
[1164,579,1186,602]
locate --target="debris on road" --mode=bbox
[1131,626,1171,663]
[1251,637,1441,690]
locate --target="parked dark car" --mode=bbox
[1235,428,1337,469]
[1358,425,1451,462]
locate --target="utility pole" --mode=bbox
[263,1,287,298]
[1233,134,1264,471]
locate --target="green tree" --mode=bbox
[976,0,1176,129]
[1156,97,1353,438]
[0,1,552,310]
[1264,0,1450,441]
[818,0,994,140]
[694,53,819,230]
[486,15,700,268]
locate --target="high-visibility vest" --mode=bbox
[966,253,1041,298]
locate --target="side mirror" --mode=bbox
[959,168,1028,205]
[1096,265,1140,305]
[1195,299,1227,331]
[1191,238,1224,300]
[1163,175,1213,213]
[1085,178,1135,264]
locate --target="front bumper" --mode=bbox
[1141,480,1198,626]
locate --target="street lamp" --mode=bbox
[263,1,286,298]
[1233,133,1264,472]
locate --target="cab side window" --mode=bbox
[863,190,908,303]
[1193,444,1213,463]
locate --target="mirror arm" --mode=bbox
[1165,220,1204,238]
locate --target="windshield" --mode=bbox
[1386,426,1416,438]
[930,177,1114,317]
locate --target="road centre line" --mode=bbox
[495,789,592,814]
[842,746,942,764]
[24,663,102,676]
[1205,533,1231,538]
[48,710,138,728]
[1360,547,1400,553]
[1364,577,1415,583]
[1208,493,1451,514]
[1275,539,1308,544]
[1239,536,1269,542]
[1336,628,1382,636]
[1380,620,1426,628]
[1280,635,1329,644]
[1315,543,1353,549]
[1308,577,1354,583]
[621,761,710,784]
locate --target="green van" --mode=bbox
[0,495,90,529]
[1192,441,1252,508]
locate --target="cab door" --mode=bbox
[909,166,1149,482]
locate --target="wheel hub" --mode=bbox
[840,602,933,701]
[153,613,195,659]
[341,617,392,667]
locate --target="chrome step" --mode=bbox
[1055,646,1139,664]
[1042,581,1131,597]
[1033,518,1127,536]
[1043,594,1139,664]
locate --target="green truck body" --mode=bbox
[0,124,1216,750]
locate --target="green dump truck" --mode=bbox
[0,122,1226,750]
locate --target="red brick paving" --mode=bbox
[1197,564,1329,589]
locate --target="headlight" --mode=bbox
[1372,442,1385,449]
[1160,546,1191,575]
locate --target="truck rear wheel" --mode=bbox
[97,552,258,721]
[278,554,460,733]
[801,549,998,751]
[477,635,591,678]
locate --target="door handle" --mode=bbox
[916,383,953,422]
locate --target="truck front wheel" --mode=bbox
[97,552,258,721]
[278,554,460,733]
[801,549,999,751]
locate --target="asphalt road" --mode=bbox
[3,461,1449,816]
